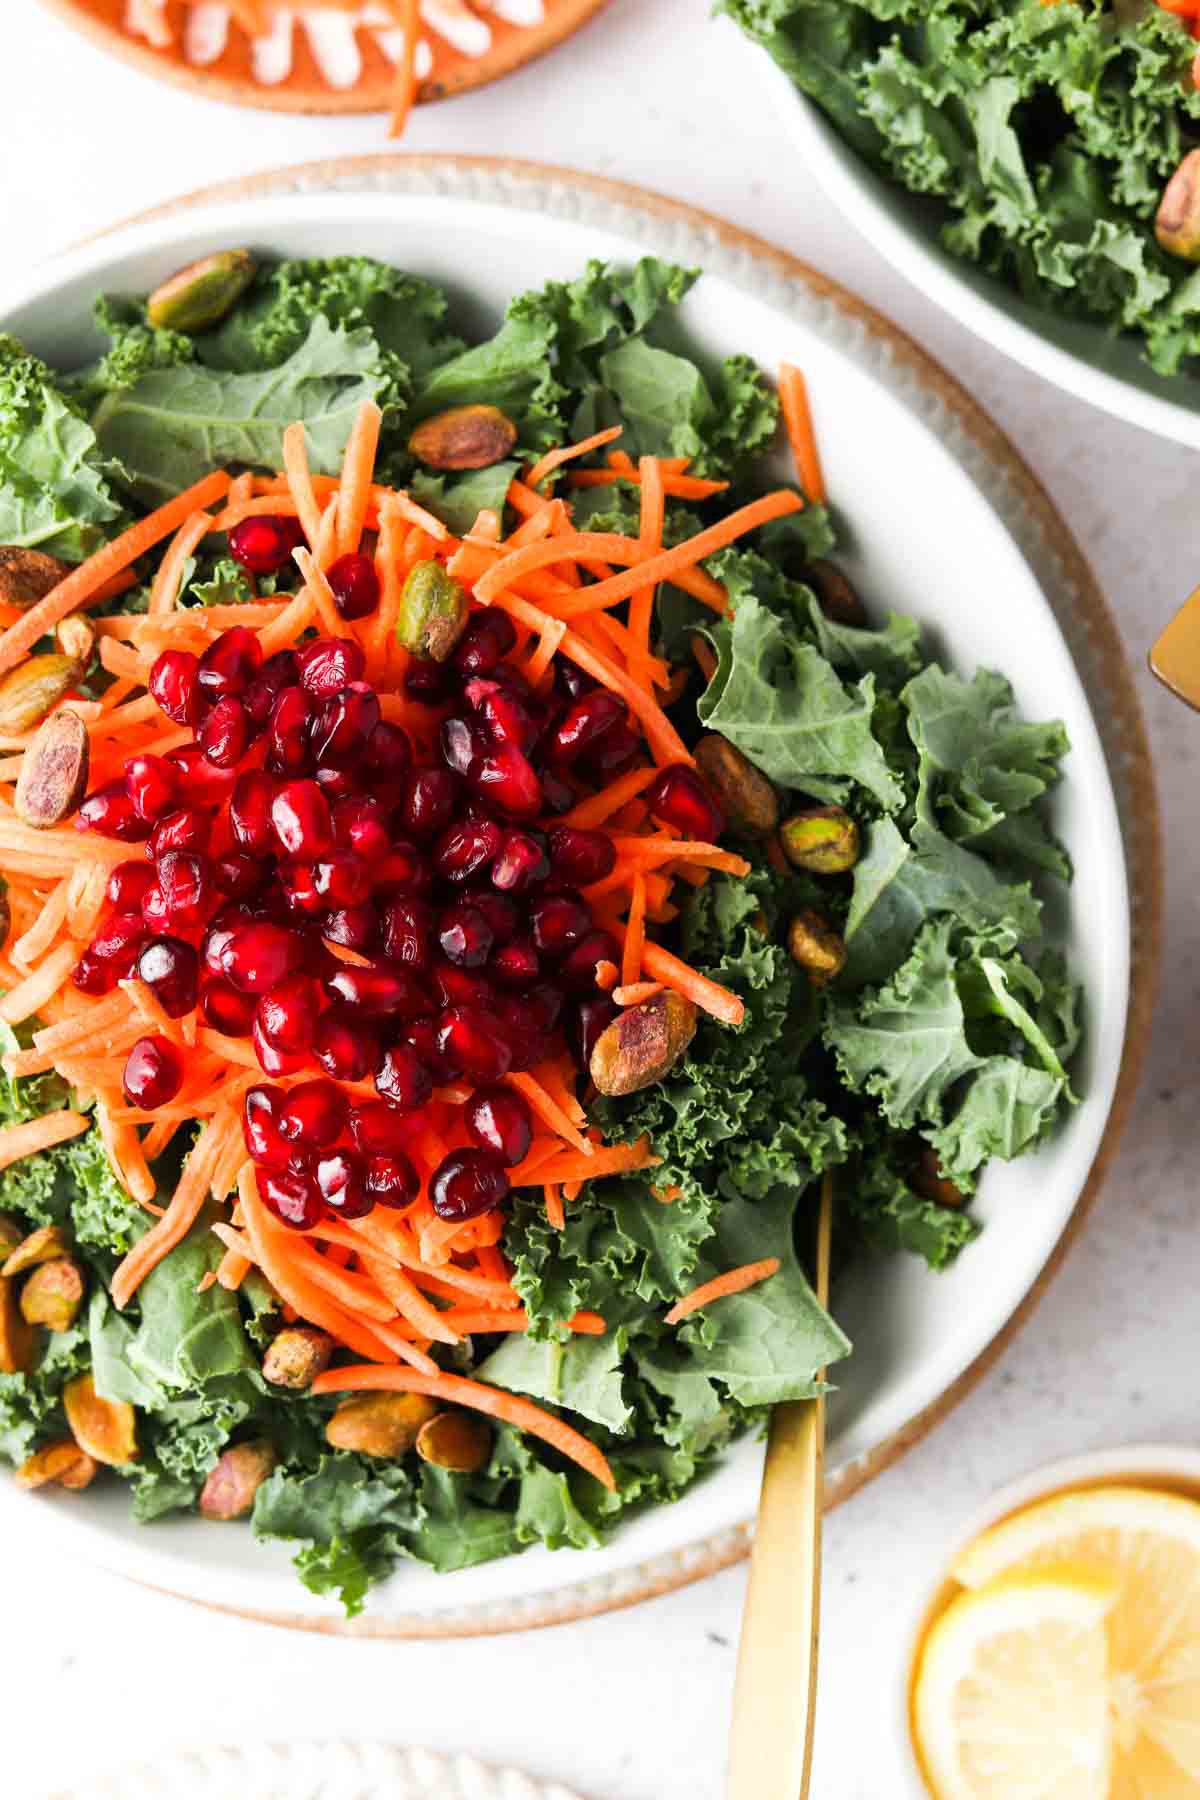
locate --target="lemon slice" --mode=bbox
[913,1564,1116,1799]
[952,1486,1200,1794]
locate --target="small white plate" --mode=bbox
[0,158,1154,1635]
[747,32,1200,450]
[52,1740,587,1800]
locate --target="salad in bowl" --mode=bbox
[0,247,1081,1614]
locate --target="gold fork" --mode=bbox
[1150,586,1200,707]
[727,1171,834,1800]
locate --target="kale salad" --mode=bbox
[725,0,1200,378]
[0,251,1080,1613]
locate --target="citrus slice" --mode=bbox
[913,1565,1116,1799]
[952,1486,1200,1794]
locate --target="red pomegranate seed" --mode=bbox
[252,1012,302,1076]
[570,995,618,1069]
[149,649,203,726]
[547,825,617,887]
[261,1166,323,1230]
[325,962,429,1018]
[140,884,171,934]
[136,936,198,1017]
[228,514,303,576]
[645,764,725,840]
[540,768,577,815]
[149,806,210,859]
[156,850,212,931]
[268,686,315,775]
[219,921,301,995]
[200,976,256,1036]
[373,841,432,896]
[438,901,494,970]
[107,861,158,912]
[405,657,451,702]
[364,1152,419,1209]
[77,782,149,842]
[271,779,333,858]
[496,999,542,1073]
[310,850,371,908]
[433,815,504,883]
[198,626,263,705]
[256,972,321,1052]
[297,636,366,700]
[91,905,146,957]
[325,553,380,622]
[465,1086,533,1166]
[124,754,179,824]
[277,1078,346,1148]
[551,690,624,763]
[242,1086,290,1166]
[467,891,518,945]
[360,721,411,784]
[465,677,538,751]
[380,896,432,969]
[315,765,362,804]
[323,904,376,952]
[311,683,380,769]
[554,657,593,703]
[585,723,641,779]
[454,611,516,677]
[244,650,300,725]
[435,1004,512,1083]
[332,796,391,861]
[166,747,238,808]
[277,861,323,917]
[560,927,620,994]
[313,1007,378,1082]
[122,1034,184,1109]
[374,1043,434,1112]
[470,744,543,820]
[491,937,540,990]
[315,1149,372,1219]
[430,1148,510,1221]
[199,695,252,768]
[202,913,245,977]
[531,893,591,959]
[430,958,495,1011]
[441,715,485,778]
[526,981,565,1034]
[399,767,459,839]
[490,829,549,894]
[73,951,119,996]
[349,1101,412,1157]
[403,1016,460,1081]
[213,851,266,902]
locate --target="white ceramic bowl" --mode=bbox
[890,1444,1200,1794]
[0,162,1136,1630]
[750,38,1200,449]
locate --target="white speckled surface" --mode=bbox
[5,0,1190,1793]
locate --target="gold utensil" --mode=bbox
[1150,586,1200,708]
[727,1171,834,1800]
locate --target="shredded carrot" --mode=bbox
[526,427,624,493]
[595,959,618,992]
[281,422,324,548]
[543,1182,565,1230]
[561,764,656,828]
[664,1257,781,1325]
[336,401,383,557]
[641,940,745,1027]
[613,980,663,1007]
[506,1070,592,1157]
[312,1365,615,1490]
[0,1111,89,1171]
[0,471,231,680]
[148,511,213,614]
[389,0,421,137]
[11,878,71,969]
[778,363,826,505]
[509,1136,660,1187]
[355,1245,462,1347]
[0,941,79,1025]
[622,871,646,989]
[110,1113,233,1308]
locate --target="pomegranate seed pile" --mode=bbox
[74,516,727,1238]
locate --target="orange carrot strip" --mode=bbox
[509,1137,660,1187]
[622,871,646,989]
[300,1251,397,1323]
[543,1182,565,1230]
[0,470,232,679]
[258,587,317,657]
[560,765,656,828]
[664,1257,781,1325]
[526,427,623,492]
[0,941,79,1025]
[608,837,751,877]
[148,511,213,614]
[110,1113,233,1308]
[389,0,420,137]
[99,640,148,682]
[441,1307,606,1335]
[282,422,324,547]
[614,981,663,1007]
[595,960,618,992]
[778,362,826,505]
[506,1070,592,1157]
[336,400,383,556]
[213,495,302,532]
[355,1246,461,1347]
[10,877,71,969]
[216,1246,251,1291]
[311,1365,616,1491]
[141,1116,179,1162]
[0,1110,89,1171]
[95,1087,156,1205]
[641,940,745,1027]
